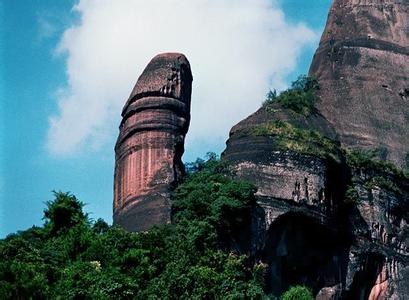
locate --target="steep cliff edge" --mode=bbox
[222,80,409,298]
[113,53,192,232]
[344,152,409,299]
[309,0,409,167]
[221,0,409,296]
[110,0,409,296]
[222,78,351,295]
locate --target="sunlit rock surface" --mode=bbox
[111,1,409,297]
[222,1,409,297]
[309,0,409,167]
[222,102,349,296]
[113,53,192,231]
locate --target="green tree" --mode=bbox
[43,191,88,235]
[281,285,314,300]
[0,156,266,299]
[0,236,50,299]
[263,75,319,116]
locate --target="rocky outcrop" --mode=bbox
[222,96,409,299]
[344,162,409,299]
[309,0,409,167]
[222,1,409,296]
[110,1,409,297]
[222,101,350,295]
[222,102,341,208]
[307,2,409,294]
[113,53,192,232]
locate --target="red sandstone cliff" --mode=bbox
[309,0,409,167]
[221,1,409,297]
[111,1,409,296]
[113,53,192,232]
[222,100,348,296]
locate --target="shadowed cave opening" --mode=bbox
[261,213,349,296]
[347,253,386,300]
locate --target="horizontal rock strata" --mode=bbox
[309,0,409,166]
[113,53,192,231]
[222,102,349,295]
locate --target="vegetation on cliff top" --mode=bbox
[247,75,340,160]
[3,155,315,299]
[346,149,409,179]
[346,149,409,197]
[263,75,319,116]
[250,120,339,161]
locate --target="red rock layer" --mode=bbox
[113,53,192,231]
[309,0,409,166]
[222,103,341,213]
[221,104,347,295]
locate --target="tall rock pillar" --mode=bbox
[309,0,409,166]
[113,53,192,231]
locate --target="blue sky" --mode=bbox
[1,0,332,237]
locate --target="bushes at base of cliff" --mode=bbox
[281,285,314,300]
[0,156,264,299]
[173,154,256,246]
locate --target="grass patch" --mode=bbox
[346,149,408,197]
[250,120,339,160]
[346,149,409,180]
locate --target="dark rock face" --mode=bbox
[222,104,350,296]
[345,167,409,299]
[222,104,409,298]
[306,1,409,297]
[113,53,192,232]
[222,1,409,291]
[222,104,342,214]
[309,0,409,167]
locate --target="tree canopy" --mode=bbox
[1,155,313,299]
[0,156,264,299]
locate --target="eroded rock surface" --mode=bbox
[222,100,409,298]
[222,103,341,201]
[113,53,192,231]
[222,103,350,295]
[110,1,409,297]
[344,165,409,299]
[222,1,409,294]
[309,0,409,167]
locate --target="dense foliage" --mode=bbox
[344,185,360,205]
[263,75,319,116]
[0,157,264,299]
[281,286,313,300]
[1,155,315,299]
[346,149,409,179]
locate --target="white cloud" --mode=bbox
[47,0,317,157]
